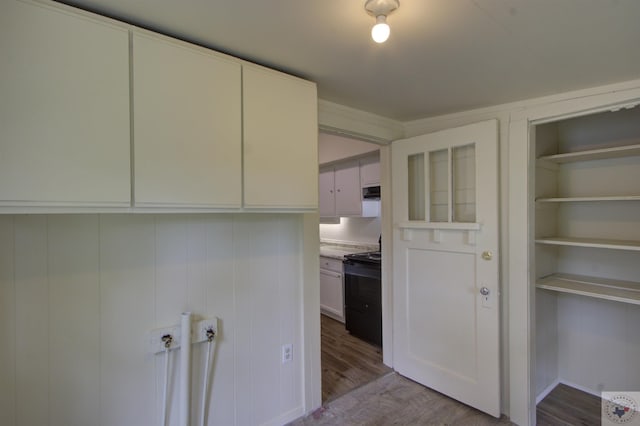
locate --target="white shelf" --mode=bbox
[535,236,640,251]
[397,221,481,231]
[536,195,640,203]
[537,143,640,164]
[536,273,640,305]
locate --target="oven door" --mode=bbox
[343,261,382,346]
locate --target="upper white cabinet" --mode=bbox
[133,33,242,208]
[0,1,318,213]
[360,154,381,187]
[320,160,361,217]
[0,0,130,207]
[243,65,318,209]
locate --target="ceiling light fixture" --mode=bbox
[365,0,399,43]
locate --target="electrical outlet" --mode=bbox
[282,343,293,364]
[193,317,219,344]
[149,325,181,354]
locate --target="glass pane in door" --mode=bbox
[430,149,449,222]
[452,144,476,222]
[408,153,425,220]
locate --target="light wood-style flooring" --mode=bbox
[320,314,391,402]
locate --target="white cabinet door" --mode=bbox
[243,65,318,209]
[360,154,381,187]
[133,33,242,208]
[319,168,336,217]
[0,0,130,207]
[334,161,361,216]
[320,269,344,322]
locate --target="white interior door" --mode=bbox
[391,119,500,417]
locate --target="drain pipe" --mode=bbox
[180,312,192,426]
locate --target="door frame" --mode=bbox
[507,89,640,426]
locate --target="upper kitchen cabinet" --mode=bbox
[133,33,242,208]
[0,0,130,208]
[242,64,318,210]
[320,160,362,217]
[360,153,381,187]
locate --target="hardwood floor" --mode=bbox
[307,316,602,425]
[536,384,601,426]
[291,372,514,425]
[321,314,391,402]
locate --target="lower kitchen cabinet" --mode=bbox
[320,256,344,322]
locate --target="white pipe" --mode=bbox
[180,312,192,426]
[161,346,171,426]
[200,334,216,426]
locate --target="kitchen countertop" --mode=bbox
[320,242,378,260]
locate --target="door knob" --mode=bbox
[481,251,492,261]
[480,287,490,296]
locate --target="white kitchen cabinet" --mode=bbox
[319,160,362,217]
[320,256,344,322]
[242,64,318,210]
[132,33,242,208]
[0,0,130,207]
[360,153,381,187]
[319,169,336,218]
[533,106,640,402]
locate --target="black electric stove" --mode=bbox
[343,251,382,346]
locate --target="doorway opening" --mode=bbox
[318,131,390,402]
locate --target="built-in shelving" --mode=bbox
[397,221,481,231]
[536,273,640,305]
[536,195,640,202]
[535,236,640,251]
[537,142,640,164]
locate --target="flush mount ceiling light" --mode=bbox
[365,0,400,43]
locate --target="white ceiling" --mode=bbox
[57,0,640,121]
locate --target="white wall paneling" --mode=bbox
[0,214,306,426]
[0,216,15,426]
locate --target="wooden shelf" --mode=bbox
[535,236,640,251]
[536,195,640,203]
[536,273,640,305]
[537,143,640,164]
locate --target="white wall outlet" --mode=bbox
[193,317,219,344]
[282,343,293,364]
[149,325,181,355]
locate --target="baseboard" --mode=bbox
[558,379,603,398]
[260,406,305,426]
[536,379,561,404]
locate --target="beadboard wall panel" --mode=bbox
[0,216,15,426]
[0,214,304,426]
